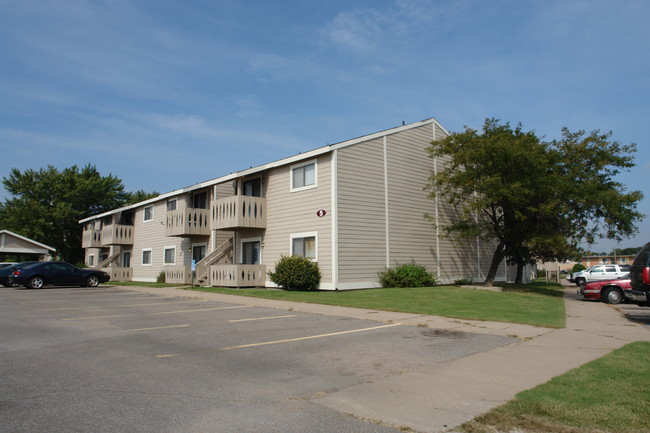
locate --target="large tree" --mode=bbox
[0,164,157,264]
[426,119,643,285]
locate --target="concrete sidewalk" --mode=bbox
[116,284,650,433]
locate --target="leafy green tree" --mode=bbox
[426,119,643,286]
[126,189,159,204]
[0,164,153,264]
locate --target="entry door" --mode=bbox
[242,241,260,265]
[193,245,206,263]
[122,252,131,268]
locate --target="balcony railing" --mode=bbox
[101,224,134,245]
[102,267,133,282]
[164,266,193,284]
[82,229,102,248]
[208,264,266,288]
[212,196,266,230]
[166,208,211,237]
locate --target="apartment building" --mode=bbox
[80,117,510,289]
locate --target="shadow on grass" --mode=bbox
[496,281,565,298]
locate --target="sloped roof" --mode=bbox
[0,230,56,254]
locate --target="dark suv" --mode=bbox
[628,242,650,307]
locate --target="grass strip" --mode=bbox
[188,282,566,328]
[460,341,650,433]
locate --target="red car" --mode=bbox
[578,274,631,304]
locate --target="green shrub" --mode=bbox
[156,271,166,283]
[378,262,438,288]
[269,255,321,291]
[571,263,586,273]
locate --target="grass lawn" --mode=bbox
[187,281,566,328]
[460,341,650,433]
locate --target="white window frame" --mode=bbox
[290,231,318,261]
[290,159,318,192]
[240,237,262,265]
[141,248,152,266]
[143,205,154,222]
[163,246,176,265]
[166,199,177,211]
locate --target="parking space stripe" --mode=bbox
[63,304,253,320]
[37,299,207,311]
[124,324,190,332]
[219,323,402,351]
[229,314,297,323]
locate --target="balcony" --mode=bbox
[82,229,102,248]
[212,196,266,230]
[165,266,193,284]
[101,224,134,245]
[166,208,211,237]
[208,264,266,288]
[102,267,133,282]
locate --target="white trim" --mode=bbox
[290,159,318,192]
[163,245,176,265]
[331,149,339,290]
[240,237,262,265]
[141,248,153,266]
[80,117,446,224]
[331,281,382,290]
[143,205,154,222]
[383,136,390,268]
[290,231,318,261]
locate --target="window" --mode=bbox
[122,251,131,268]
[142,249,152,266]
[241,239,261,265]
[164,247,176,265]
[243,178,262,197]
[192,191,207,209]
[143,206,154,222]
[291,232,317,260]
[167,199,177,211]
[192,245,206,263]
[291,161,317,191]
[88,255,95,267]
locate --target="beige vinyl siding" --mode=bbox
[385,125,438,272]
[131,198,190,282]
[337,137,387,284]
[263,155,332,287]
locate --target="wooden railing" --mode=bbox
[96,252,120,269]
[82,229,102,248]
[101,267,132,282]
[195,238,233,285]
[102,224,134,245]
[164,266,192,284]
[212,196,266,230]
[209,264,266,288]
[166,208,211,237]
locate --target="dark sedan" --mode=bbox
[1,261,39,287]
[10,261,110,289]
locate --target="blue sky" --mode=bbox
[1,0,648,253]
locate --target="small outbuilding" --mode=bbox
[0,230,55,262]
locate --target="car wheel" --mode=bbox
[86,275,100,287]
[575,278,585,286]
[28,277,44,289]
[603,287,623,305]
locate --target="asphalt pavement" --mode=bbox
[120,283,650,433]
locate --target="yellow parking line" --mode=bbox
[229,314,297,323]
[219,323,402,350]
[124,324,190,332]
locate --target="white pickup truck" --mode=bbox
[569,264,631,286]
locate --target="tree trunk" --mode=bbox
[483,242,507,286]
[514,259,524,284]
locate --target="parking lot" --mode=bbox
[1,285,517,433]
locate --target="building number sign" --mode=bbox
[316,209,327,217]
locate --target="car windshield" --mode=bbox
[621,273,630,279]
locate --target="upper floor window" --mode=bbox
[291,160,317,192]
[167,199,177,211]
[143,205,154,221]
[192,192,207,209]
[243,178,262,197]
